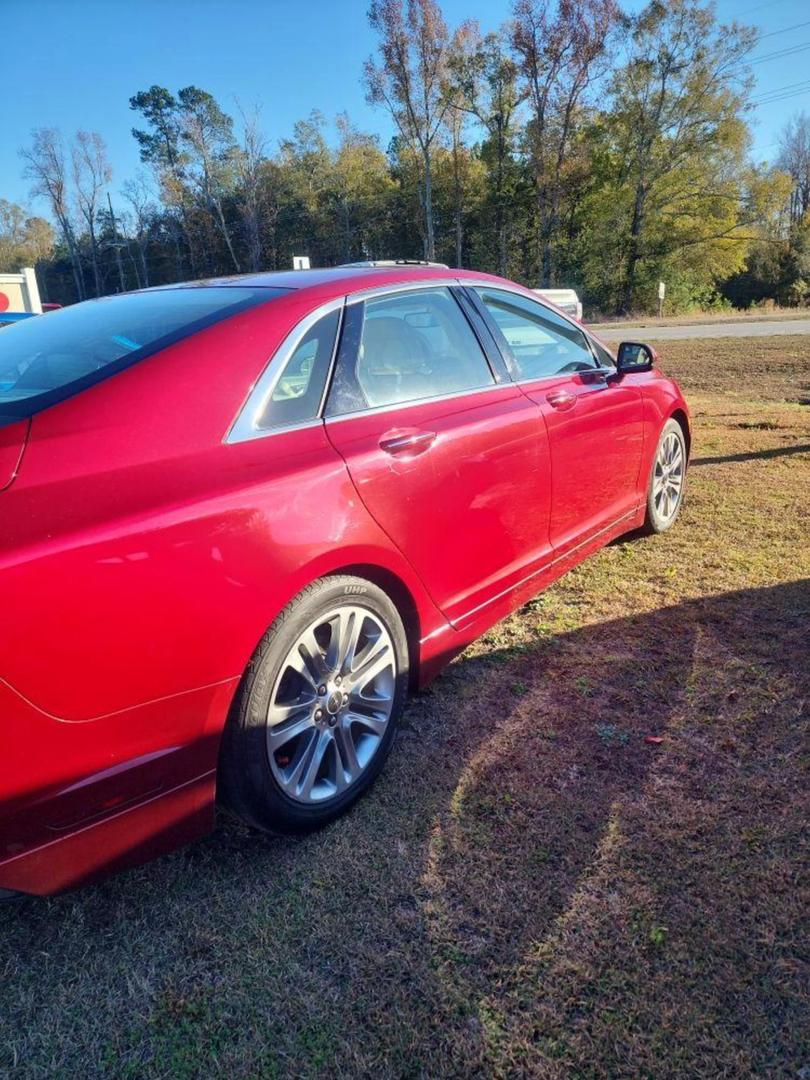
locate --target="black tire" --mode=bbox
[219,574,409,833]
[643,417,687,534]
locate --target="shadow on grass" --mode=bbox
[1,578,808,1076]
[412,578,805,975]
[691,442,810,466]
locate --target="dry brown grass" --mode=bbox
[658,335,810,405]
[591,308,810,328]
[1,338,809,1078]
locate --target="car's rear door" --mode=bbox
[469,286,644,554]
[323,283,553,627]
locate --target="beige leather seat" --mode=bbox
[358,316,434,406]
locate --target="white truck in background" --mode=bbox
[534,288,583,321]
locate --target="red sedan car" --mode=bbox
[0,266,689,897]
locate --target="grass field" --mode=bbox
[590,307,810,328]
[2,337,809,1079]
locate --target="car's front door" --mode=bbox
[470,286,645,554]
[323,284,553,627]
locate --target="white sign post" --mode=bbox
[292,255,311,271]
[658,280,666,318]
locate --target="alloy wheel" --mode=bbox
[653,430,685,522]
[266,605,396,803]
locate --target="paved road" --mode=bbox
[592,318,810,341]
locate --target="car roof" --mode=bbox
[157,264,506,300]
[149,264,608,346]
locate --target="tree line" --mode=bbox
[3,0,810,315]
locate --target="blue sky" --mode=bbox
[2,0,809,215]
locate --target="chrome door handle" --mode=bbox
[379,430,437,456]
[546,389,576,411]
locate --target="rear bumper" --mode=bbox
[0,771,216,897]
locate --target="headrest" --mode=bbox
[361,316,427,374]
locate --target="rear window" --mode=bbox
[0,286,286,420]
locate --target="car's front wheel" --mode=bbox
[219,575,409,833]
[644,418,687,533]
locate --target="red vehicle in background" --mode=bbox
[0,265,689,897]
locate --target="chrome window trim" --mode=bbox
[225,296,345,445]
[344,277,463,305]
[226,276,615,444]
[504,365,615,388]
[324,379,517,426]
[231,416,326,440]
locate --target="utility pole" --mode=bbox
[107,192,127,293]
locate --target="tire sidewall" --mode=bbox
[646,418,687,533]
[228,576,409,832]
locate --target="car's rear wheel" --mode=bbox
[219,575,409,833]
[644,418,687,533]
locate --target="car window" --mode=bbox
[591,338,616,368]
[338,287,494,412]
[0,286,285,420]
[256,307,341,430]
[474,288,596,379]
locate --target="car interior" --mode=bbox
[475,288,598,380]
[356,288,494,407]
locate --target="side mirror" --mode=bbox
[616,341,657,374]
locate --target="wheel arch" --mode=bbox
[326,563,422,692]
[216,559,425,751]
[215,562,422,826]
[669,407,691,458]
